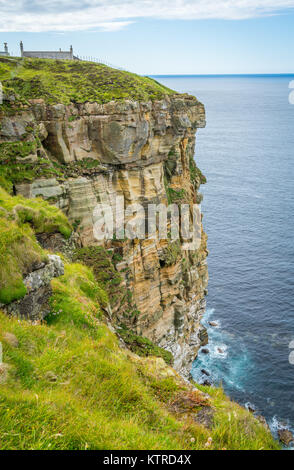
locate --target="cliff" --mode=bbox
[0,57,280,450]
[0,57,208,376]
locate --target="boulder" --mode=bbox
[278,429,294,446]
[4,255,64,321]
[201,348,209,354]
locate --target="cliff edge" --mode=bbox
[0,57,208,376]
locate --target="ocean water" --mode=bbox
[153,74,294,437]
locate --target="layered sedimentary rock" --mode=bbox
[1,94,208,376]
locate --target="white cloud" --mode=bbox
[0,0,294,32]
[95,21,134,32]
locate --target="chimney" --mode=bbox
[20,41,23,57]
[4,43,8,53]
[70,45,73,59]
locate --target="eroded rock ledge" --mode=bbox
[1,94,208,376]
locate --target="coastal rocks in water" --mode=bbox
[208,321,218,327]
[202,379,212,386]
[201,348,209,354]
[245,402,256,413]
[3,255,64,321]
[198,326,209,347]
[201,369,210,376]
[278,428,294,446]
[217,347,224,354]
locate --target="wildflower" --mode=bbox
[204,437,213,448]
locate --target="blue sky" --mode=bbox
[0,1,294,74]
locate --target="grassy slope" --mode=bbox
[0,187,71,304]
[0,262,280,450]
[0,191,280,449]
[0,57,174,105]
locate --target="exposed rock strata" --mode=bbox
[2,94,208,376]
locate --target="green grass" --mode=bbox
[118,327,174,365]
[194,384,281,450]
[0,158,64,192]
[0,229,280,451]
[0,187,72,304]
[0,141,38,160]
[0,258,281,450]
[0,57,175,106]
[160,240,181,267]
[0,216,45,304]
[0,263,281,449]
[73,246,140,321]
[0,187,72,238]
[189,156,207,187]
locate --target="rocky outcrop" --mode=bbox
[278,428,294,447]
[3,255,64,321]
[1,94,208,376]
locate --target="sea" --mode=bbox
[153,74,294,441]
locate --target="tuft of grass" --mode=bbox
[0,216,45,304]
[0,57,175,106]
[194,384,280,450]
[0,187,72,238]
[189,156,207,187]
[48,262,108,329]
[160,240,181,267]
[0,141,38,160]
[118,327,174,365]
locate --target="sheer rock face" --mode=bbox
[7,94,208,376]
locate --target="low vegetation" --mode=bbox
[160,240,181,267]
[0,190,280,450]
[0,57,175,105]
[189,155,207,187]
[73,245,140,322]
[0,187,71,304]
[118,327,174,366]
[0,187,71,238]
[0,264,280,449]
[0,191,280,450]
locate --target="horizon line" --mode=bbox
[149,73,294,77]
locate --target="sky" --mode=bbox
[0,0,294,74]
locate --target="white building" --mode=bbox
[20,42,79,60]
